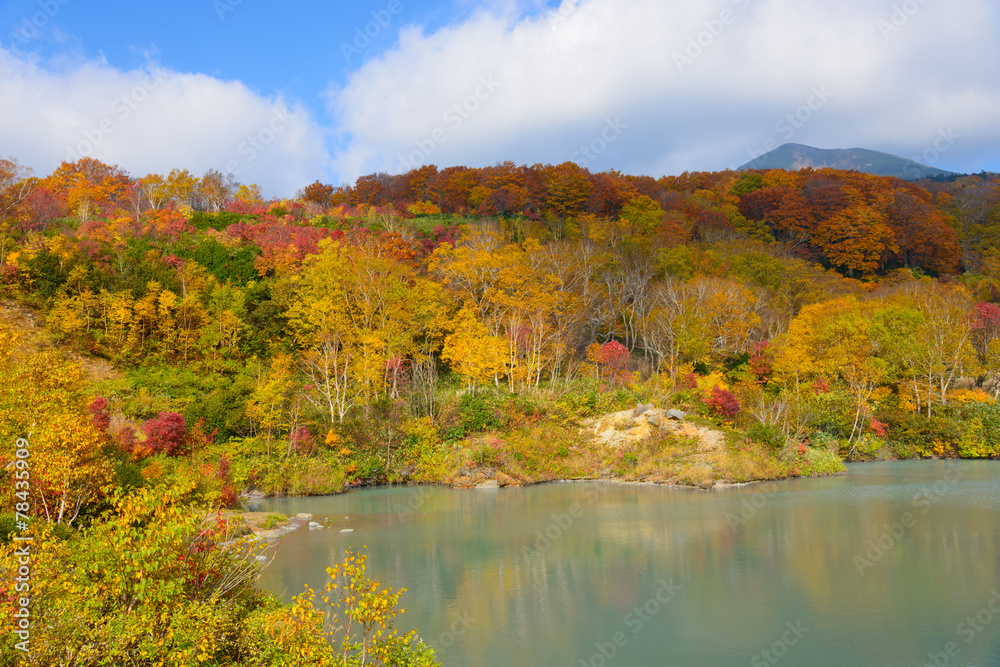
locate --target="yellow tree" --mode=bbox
[818,303,890,445]
[234,183,264,205]
[246,353,297,443]
[699,277,765,357]
[0,325,113,525]
[198,282,246,362]
[772,298,852,392]
[528,237,605,383]
[619,195,665,237]
[905,282,976,415]
[288,238,443,423]
[486,239,564,390]
[162,167,200,209]
[639,275,762,378]
[441,307,507,391]
[431,233,565,389]
[774,297,891,443]
[139,173,169,210]
[427,226,507,321]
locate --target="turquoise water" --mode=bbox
[255,461,1000,666]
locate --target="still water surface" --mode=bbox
[256,462,1000,666]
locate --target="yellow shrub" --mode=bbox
[696,371,728,396]
[950,388,995,405]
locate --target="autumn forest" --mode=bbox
[3,154,1000,664]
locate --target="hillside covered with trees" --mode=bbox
[2,154,1000,662]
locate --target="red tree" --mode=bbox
[593,340,630,386]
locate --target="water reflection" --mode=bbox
[256,461,1000,667]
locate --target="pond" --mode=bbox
[254,461,1000,666]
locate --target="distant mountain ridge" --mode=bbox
[738,143,958,181]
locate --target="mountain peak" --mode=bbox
[738,143,957,181]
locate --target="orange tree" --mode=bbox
[43,157,131,223]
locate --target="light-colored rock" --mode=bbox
[339,528,354,533]
[633,403,653,417]
[295,513,314,520]
[627,421,653,440]
[667,409,687,421]
[257,529,285,540]
[476,479,500,489]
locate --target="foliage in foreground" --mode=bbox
[0,487,437,666]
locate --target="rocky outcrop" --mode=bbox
[581,406,723,452]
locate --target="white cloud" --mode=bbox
[0,48,332,197]
[329,0,1000,180]
[5,0,999,196]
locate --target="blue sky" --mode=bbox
[3,0,463,105]
[1,0,999,196]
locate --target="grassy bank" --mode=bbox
[111,376,852,511]
[109,369,1000,508]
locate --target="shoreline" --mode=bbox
[238,466,853,538]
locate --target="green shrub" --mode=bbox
[259,513,287,530]
[0,514,14,544]
[459,392,505,432]
[806,390,854,438]
[248,455,346,496]
[748,422,785,452]
[107,444,145,493]
[187,210,247,230]
[350,453,387,484]
[809,431,840,453]
[799,447,846,476]
[179,235,259,285]
[597,386,643,414]
[553,387,600,422]
[955,403,1000,458]
[879,409,963,457]
[470,439,503,468]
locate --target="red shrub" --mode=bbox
[811,377,830,394]
[290,427,315,455]
[216,456,231,481]
[220,484,238,508]
[88,396,110,434]
[117,428,137,453]
[749,341,773,382]
[142,412,188,456]
[706,386,740,420]
[188,418,218,452]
